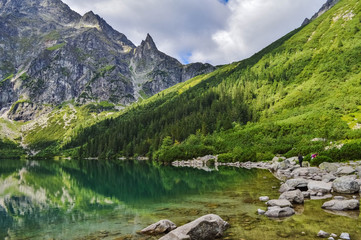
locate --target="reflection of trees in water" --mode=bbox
[63,160,258,204]
[0,159,259,239]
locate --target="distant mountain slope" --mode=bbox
[61,0,361,161]
[0,0,214,121]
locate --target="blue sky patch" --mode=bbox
[219,0,229,4]
[180,52,192,64]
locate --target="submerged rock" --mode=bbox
[257,209,266,215]
[317,230,330,238]
[140,219,177,235]
[259,196,269,202]
[264,206,295,218]
[159,214,229,240]
[340,232,350,240]
[266,199,293,208]
[321,199,360,211]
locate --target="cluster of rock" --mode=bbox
[317,230,350,240]
[256,158,361,217]
[140,214,229,240]
[172,155,218,172]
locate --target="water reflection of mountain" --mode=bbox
[0,159,257,239]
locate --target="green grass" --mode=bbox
[46,43,66,51]
[9,0,361,164]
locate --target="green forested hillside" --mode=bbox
[56,0,361,162]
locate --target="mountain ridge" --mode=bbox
[0,0,215,121]
[58,0,361,162]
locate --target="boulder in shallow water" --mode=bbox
[159,214,229,240]
[257,209,266,215]
[317,230,330,238]
[279,189,304,204]
[340,232,350,240]
[321,199,359,211]
[266,199,293,208]
[264,206,295,218]
[259,196,269,202]
[308,181,332,194]
[141,219,177,235]
[279,183,294,193]
[285,178,309,189]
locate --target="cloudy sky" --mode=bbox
[62,0,326,65]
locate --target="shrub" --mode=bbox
[310,155,333,166]
[218,153,234,163]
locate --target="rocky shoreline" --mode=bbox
[171,155,361,239]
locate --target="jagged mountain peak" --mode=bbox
[81,11,100,25]
[0,0,215,121]
[0,0,81,25]
[302,0,340,26]
[139,33,158,51]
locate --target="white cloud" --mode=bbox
[62,0,326,65]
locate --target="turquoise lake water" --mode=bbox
[0,159,360,240]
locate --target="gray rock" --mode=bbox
[330,233,337,238]
[336,166,355,175]
[322,173,337,183]
[310,194,332,200]
[302,191,311,198]
[264,206,295,218]
[356,166,361,176]
[279,183,294,193]
[257,209,266,215]
[266,199,293,208]
[141,219,177,235]
[340,232,350,240]
[285,178,309,189]
[159,214,229,240]
[259,196,269,202]
[355,179,361,187]
[292,167,321,177]
[327,237,334,240]
[312,175,323,181]
[334,196,346,200]
[322,199,360,211]
[279,189,304,204]
[332,176,360,193]
[308,181,332,194]
[279,159,293,170]
[317,230,330,237]
[319,162,339,173]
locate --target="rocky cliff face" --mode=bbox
[0,0,215,121]
[302,0,340,26]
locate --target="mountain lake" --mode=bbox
[0,159,360,240]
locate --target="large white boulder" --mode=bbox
[336,166,355,175]
[159,214,229,240]
[141,219,177,235]
[332,176,360,193]
[264,206,295,218]
[285,178,309,189]
[322,199,360,211]
[266,199,293,208]
[279,189,304,204]
[308,181,332,194]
